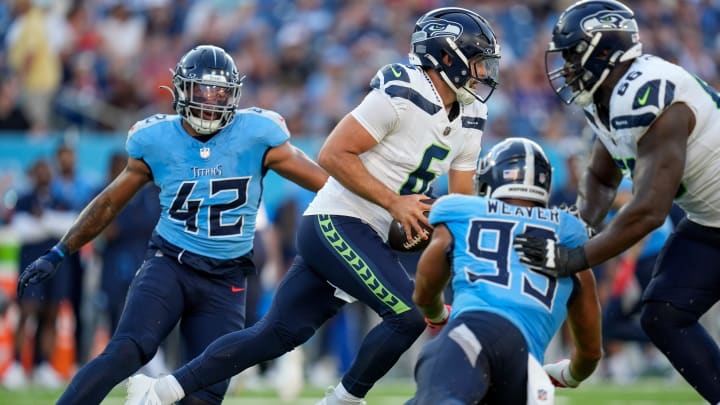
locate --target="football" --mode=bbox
[387,198,435,252]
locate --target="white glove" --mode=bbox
[543,359,580,388]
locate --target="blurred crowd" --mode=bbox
[1,0,720,396]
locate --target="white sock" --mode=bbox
[333,382,363,402]
[155,375,185,404]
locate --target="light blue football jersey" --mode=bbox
[429,194,589,361]
[126,109,289,260]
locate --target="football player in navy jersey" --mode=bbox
[16,44,328,405]
[125,7,500,405]
[513,1,720,402]
[409,138,601,404]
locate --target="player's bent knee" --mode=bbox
[102,336,148,367]
[641,301,697,335]
[385,308,426,336]
[275,323,316,350]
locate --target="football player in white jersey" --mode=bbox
[513,1,720,402]
[125,7,500,405]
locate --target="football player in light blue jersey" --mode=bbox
[409,138,602,405]
[16,45,328,405]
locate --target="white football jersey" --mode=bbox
[583,55,720,227]
[305,63,487,237]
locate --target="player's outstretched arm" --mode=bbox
[264,141,328,192]
[413,224,452,329]
[576,139,623,229]
[61,157,152,253]
[582,103,692,268]
[551,268,602,387]
[18,158,151,296]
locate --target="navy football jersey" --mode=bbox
[126,109,289,259]
[429,194,589,361]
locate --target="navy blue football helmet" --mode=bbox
[475,138,552,207]
[546,0,642,106]
[409,7,500,104]
[172,45,243,134]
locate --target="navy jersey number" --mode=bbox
[465,219,558,311]
[169,177,249,236]
[399,144,449,195]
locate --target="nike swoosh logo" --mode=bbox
[637,87,651,106]
[231,286,245,293]
[390,65,402,78]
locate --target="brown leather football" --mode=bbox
[387,198,435,252]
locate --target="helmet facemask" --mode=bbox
[436,39,500,105]
[546,1,642,107]
[174,74,243,134]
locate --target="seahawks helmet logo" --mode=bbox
[412,18,463,42]
[581,11,637,33]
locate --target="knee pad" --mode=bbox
[641,301,697,336]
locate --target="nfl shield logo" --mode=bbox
[200,147,211,159]
[537,389,548,401]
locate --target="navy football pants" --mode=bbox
[174,214,426,398]
[408,311,529,405]
[641,218,720,403]
[57,251,248,405]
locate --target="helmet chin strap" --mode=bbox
[424,53,477,106]
[187,114,222,135]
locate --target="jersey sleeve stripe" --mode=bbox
[610,112,657,130]
[384,85,441,115]
[461,116,486,131]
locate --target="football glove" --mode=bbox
[17,243,67,298]
[543,359,580,388]
[424,304,452,331]
[513,235,588,278]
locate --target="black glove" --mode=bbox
[555,203,596,238]
[513,234,588,278]
[17,244,67,297]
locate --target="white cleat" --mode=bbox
[125,374,162,405]
[315,386,367,405]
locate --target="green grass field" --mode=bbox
[0,378,706,405]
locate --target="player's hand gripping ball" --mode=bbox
[387,198,435,252]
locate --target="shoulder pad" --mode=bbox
[370,63,413,90]
[240,107,290,135]
[128,114,175,137]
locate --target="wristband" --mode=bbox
[566,246,589,274]
[46,242,69,265]
[51,243,68,258]
[427,304,450,324]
